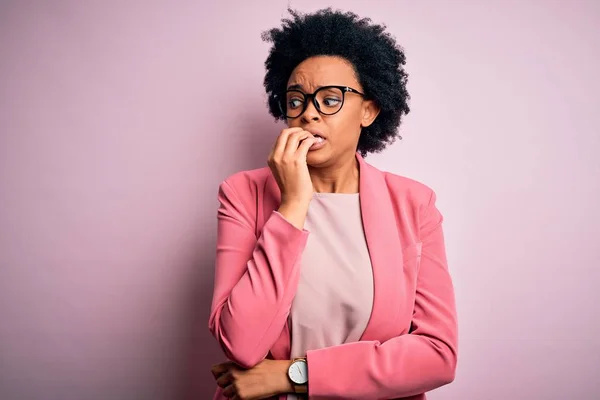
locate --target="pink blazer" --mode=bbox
[209,152,458,399]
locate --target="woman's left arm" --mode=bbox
[306,189,458,399]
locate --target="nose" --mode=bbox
[301,98,321,122]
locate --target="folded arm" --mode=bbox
[208,180,309,368]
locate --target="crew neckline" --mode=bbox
[312,192,359,197]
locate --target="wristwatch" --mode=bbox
[287,357,308,394]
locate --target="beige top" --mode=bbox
[287,192,374,399]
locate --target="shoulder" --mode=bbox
[379,169,436,207]
[376,169,443,231]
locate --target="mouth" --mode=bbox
[303,128,327,151]
[305,128,326,140]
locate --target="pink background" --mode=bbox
[1,1,599,399]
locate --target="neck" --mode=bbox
[308,152,360,194]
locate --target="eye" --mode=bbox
[288,98,304,109]
[322,97,341,107]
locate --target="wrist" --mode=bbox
[278,360,295,394]
[277,202,309,230]
[280,192,312,212]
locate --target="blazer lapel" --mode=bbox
[264,152,405,360]
[355,152,405,341]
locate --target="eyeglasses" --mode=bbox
[274,85,365,119]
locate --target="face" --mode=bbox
[285,55,380,167]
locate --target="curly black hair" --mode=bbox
[261,7,410,158]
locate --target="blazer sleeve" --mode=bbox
[208,179,310,368]
[305,189,458,399]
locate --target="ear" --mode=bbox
[360,99,381,128]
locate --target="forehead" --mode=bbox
[287,56,359,90]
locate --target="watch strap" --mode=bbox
[293,383,308,394]
[290,357,308,394]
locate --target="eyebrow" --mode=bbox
[287,84,324,91]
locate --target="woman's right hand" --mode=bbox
[267,127,317,228]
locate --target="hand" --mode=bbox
[267,127,317,207]
[211,359,293,400]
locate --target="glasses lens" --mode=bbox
[283,87,345,118]
[285,90,306,118]
[315,87,344,115]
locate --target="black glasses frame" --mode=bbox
[274,85,365,119]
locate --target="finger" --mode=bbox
[283,130,313,158]
[296,135,318,160]
[222,383,236,398]
[211,361,233,379]
[210,365,224,380]
[271,127,303,157]
[211,368,225,380]
[216,371,233,388]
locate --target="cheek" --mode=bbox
[333,107,363,136]
[341,102,364,124]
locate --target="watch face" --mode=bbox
[288,360,308,384]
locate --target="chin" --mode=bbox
[306,148,331,166]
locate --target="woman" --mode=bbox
[209,7,457,400]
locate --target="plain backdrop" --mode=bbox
[1,0,599,399]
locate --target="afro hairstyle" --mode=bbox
[261,7,410,157]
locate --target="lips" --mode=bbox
[305,128,326,139]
